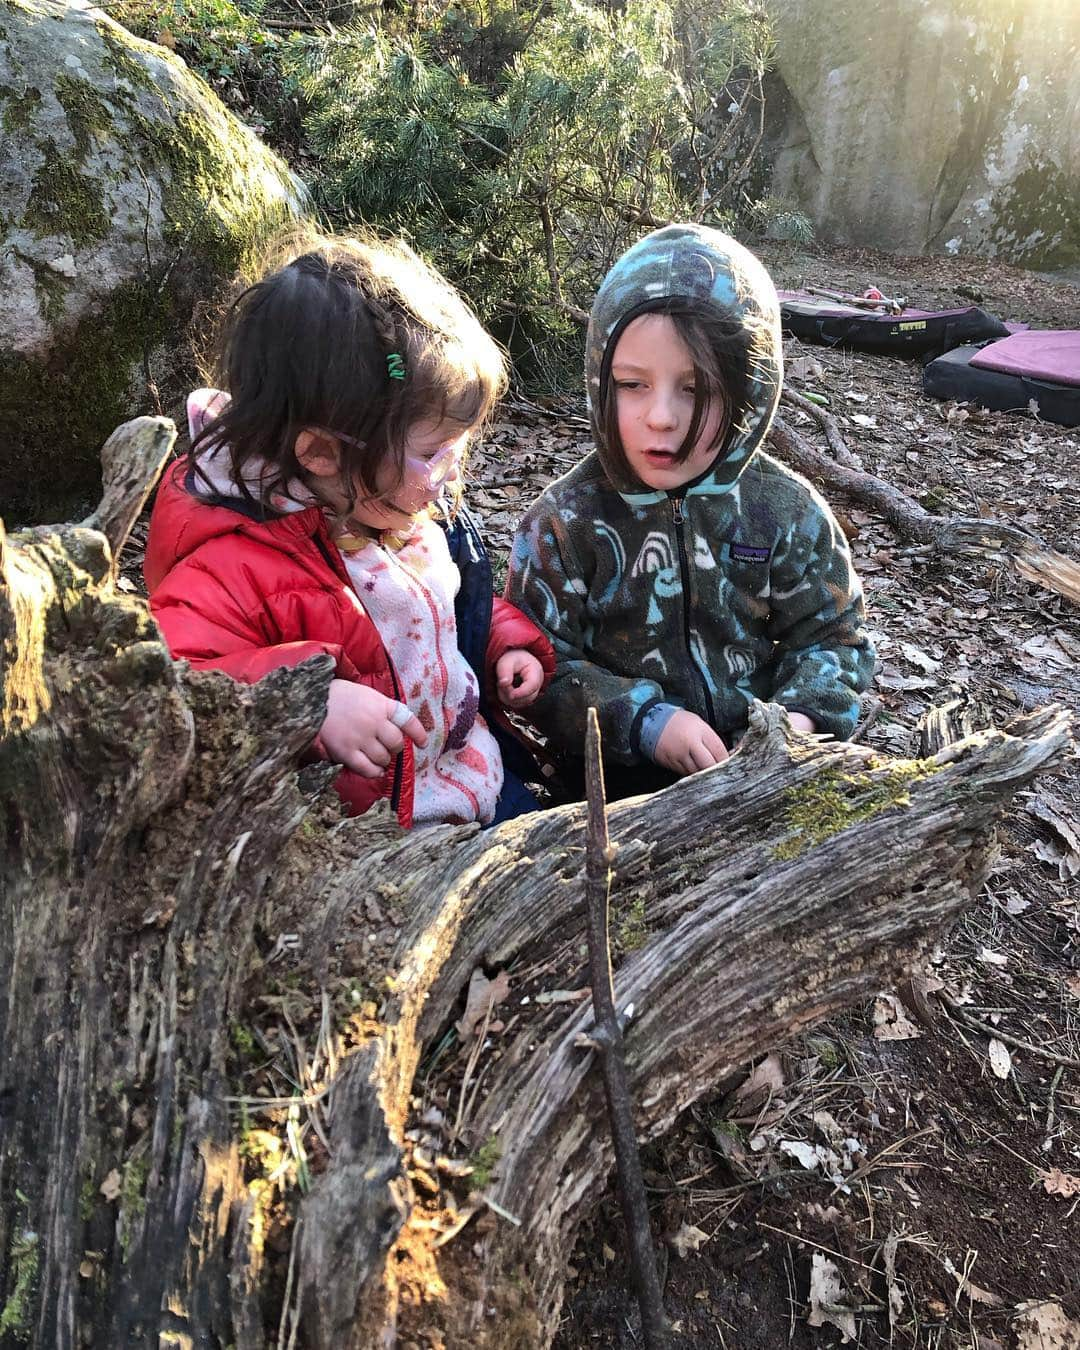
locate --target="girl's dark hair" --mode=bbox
[189,227,507,514]
[599,299,755,481]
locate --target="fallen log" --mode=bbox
[769,412,1080,605]
[0,419,1071,1348]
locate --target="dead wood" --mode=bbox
[779,388,865,471]
[582,709,671,1347]
[769,413,1080,604]
[0,418,1073,1348]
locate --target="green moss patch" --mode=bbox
[54,73,114,157]
[991,162,1079,269]
[773,759,941,862]
[1,85,41,135]
[0,1224,38,1341]
[614,893,648,955]
[21,137,109,246]
[469,1134,502,1188]
[0,278,181,523]
[95,18,156,92]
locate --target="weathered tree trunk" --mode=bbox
[0,420,1071,1348]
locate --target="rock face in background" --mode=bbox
[0,0,307,524]
[764,0,1080,270]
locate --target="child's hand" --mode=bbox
[495,650,545,709]
[321,678,428,778]
[653,710,728,776]
[786,711,817,734]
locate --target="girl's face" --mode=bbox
[610,314,728,492]
[344,417,470,531]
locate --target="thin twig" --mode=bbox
[1045,1065,1064,1152]
[277,1216,301,1350]
[583,708,671,1348]
[941,998,1080,1070]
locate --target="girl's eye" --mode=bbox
[615,380,642,391]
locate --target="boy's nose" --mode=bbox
[645,391,679,430]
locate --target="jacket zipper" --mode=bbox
[670,494,717,726]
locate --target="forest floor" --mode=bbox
[119,239,1080,1350]
[461,242,1080,1350]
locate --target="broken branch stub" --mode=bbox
[582,708,671,1348]
[0,449,1072,1347]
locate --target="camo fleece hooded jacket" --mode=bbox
[506,224,875,765]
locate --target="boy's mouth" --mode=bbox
[642,448,678,466]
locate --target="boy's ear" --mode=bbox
[294,428,342,478]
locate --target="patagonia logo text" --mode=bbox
[730,543,770,563]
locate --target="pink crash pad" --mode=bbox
[971,330,1080,387]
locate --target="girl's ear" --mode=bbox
[294,428,342,478]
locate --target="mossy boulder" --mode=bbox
[0,0,308,524]
[764,0,1080,268]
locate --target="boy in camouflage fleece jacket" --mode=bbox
[506,224,875,786]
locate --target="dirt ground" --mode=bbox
[461,242,1080,1350]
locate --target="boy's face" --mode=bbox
[610,313,728,492]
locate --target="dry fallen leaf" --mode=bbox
[941,1253,1004,1306]
[1025,794,1080,881]
[1039,1168,1080,1199]
[987,1039,1012,1079]
[1014,1299,1080,1350]
[873,993,922,1041]
[455,967,510,1042]
[978,947,1010,968]
[727,1051,786,1116]
[883,1233,905,1330]
[807,1253,856,1343]
[668,1222,710,1259]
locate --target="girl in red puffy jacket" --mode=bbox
[145,230,554,829]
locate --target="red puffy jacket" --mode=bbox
[144,461,554,827]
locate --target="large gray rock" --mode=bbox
[765,0,1080,268]
[0,0,307,523]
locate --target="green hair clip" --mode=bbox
[386,352,406,380]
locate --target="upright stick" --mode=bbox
[583,707,672,1348]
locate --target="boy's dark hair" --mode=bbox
[599,298,754,480]
[189,227,507,514]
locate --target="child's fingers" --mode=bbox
[518,661,544,695]
[701,727,728,762]
[685,746,714,773]
[349,749,389,779]
[387,701,428,748]
[359,739,393,769]
[374,721,405,755]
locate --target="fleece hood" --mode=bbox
[585,223,783,497]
